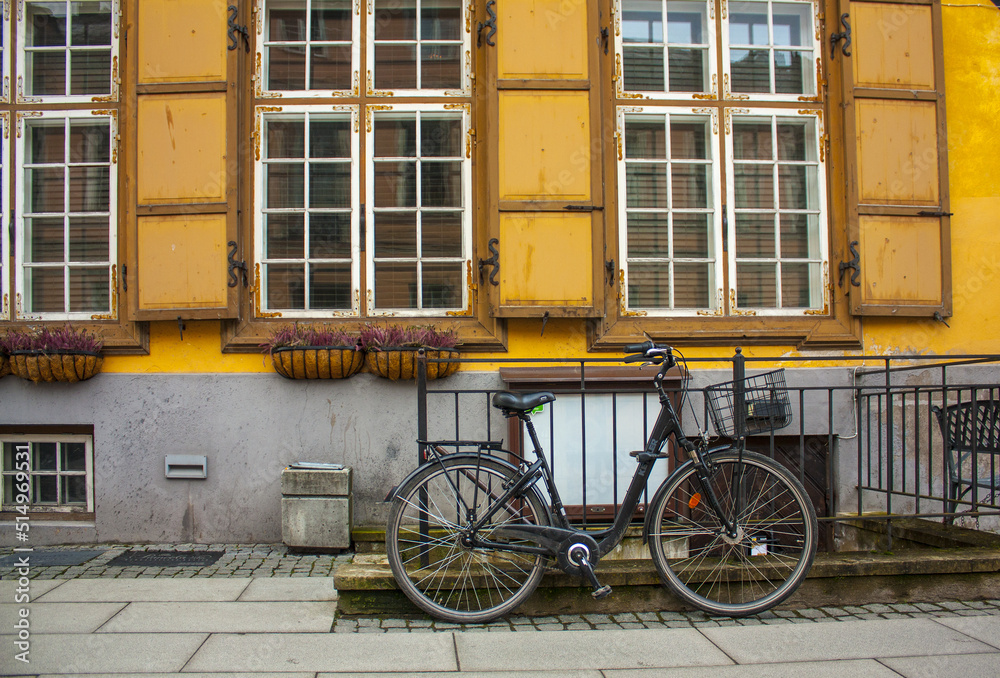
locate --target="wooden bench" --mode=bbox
[933,399,1000,520]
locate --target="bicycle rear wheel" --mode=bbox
[386,455,550,623]
[648,449,817,616]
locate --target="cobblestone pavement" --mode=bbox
[3,543,1000,634]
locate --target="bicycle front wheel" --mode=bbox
[648,449,818,617]
[386,455,551,623]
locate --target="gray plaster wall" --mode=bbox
[0,365,867,546]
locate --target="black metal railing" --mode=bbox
[412,350,1000,539]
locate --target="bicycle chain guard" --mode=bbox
[556,533,601,577]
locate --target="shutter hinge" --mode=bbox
[477,0,497,48]
[122,265,127,293]
[838,240,861,288]
[605,259,616,287]
[830,13,851,59]
[227,241,248,288]
[478,238,500,286]
[599,26,609,55]
[227,5,251,53]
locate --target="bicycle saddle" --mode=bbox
[491,391,556,412]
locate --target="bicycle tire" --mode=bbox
[386,454,551,623]
[647,449,818,617]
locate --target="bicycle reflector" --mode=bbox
[688,492,701,509]
[530,404,546,414]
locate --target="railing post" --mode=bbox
[417,349,428,465]
[885,357,893,549]
[733,348,746,441]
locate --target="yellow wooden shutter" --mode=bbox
[842,0,951,316]
[127,0,242,320]
[484,0,605,317]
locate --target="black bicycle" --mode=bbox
[385,342,818,623]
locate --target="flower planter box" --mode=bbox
[10,350,103,383]
[0,355,10,378]
[365,347,460,381]
[270,346,364,380]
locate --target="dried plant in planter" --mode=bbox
[1,326,104,383]
[261,324,363,380]
[359,323,460,381]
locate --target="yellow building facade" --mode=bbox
[1,0,998,544]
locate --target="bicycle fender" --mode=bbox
[640,444,734,544]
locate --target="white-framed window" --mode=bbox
[614,0,827,317]
[366,104,471,315]
[252,0,473,319]
[16,0,119,104]
[1,434,95,513]
[14,109,117,319]
[257,0,360,97]
[1,112,8,319]
[617,107,723,313]
[726,109,826,312]
[367,0,470,96]
[255,105,360,316]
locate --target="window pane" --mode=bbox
[780,262,812,307]
[375,44,417,89]
[772,4,811,47]
[423,2,461,40]
[774,50,805,94]
[421,161,462,207]
[265,213,304,259]
[33,443,57,471]
[735,214,775,258]
[33,475,58,503]
[734,165,773,209]
[62,442,87,471]
[421,118,462,157]
[625,121,666,160]
[309,163,351,208]
[29,123,66,163]
[729,11,769,45]
[27,218,64,263]
[266,264,305,309]
[374,261,418,309]
[668,48,706,92]
[310,213,351,258]
[778,165,816,209]
[27,51,66,95]
[623,46,664,91]
[673,262,711,307]
[267,46,306,90]
[673,213,710,257]
[627,213,669,258]
[628,263,670,308]
[267,120,305,158]
[69,217,109,261]
[310,45,352,89]
[69,121,110,163]
[71,1,113,46]
[737,261,777,306]
[421,212,463,257]
[671,121,708,159]
[671,164,709,208]
[312,1,352,41]
[374,212,417,257]
[69,267,109,312]
[374,0,416,40]
[69,49,111,95]
[779,213,816,258]
[28,168,65,214]
[266,164,305,208]
[26,268,65,312]
[69,166,110,211]
[374,161,416,207]
[2,443,14,472]
[730,49,770,93]
[269,6,306,40]
[733,123,773,160]
[422,263,462,308]
[421,44,461,89]
[374,119,416,157]
[63,475,87,504]
[623,2,663,43]
[626,165,667,208]
[309,263,351,309]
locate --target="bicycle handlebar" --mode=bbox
[623,341,676,370]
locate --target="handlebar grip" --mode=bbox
[623,341,654,353]
[623,353,648,363]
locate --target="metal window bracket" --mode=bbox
[228,240,248,288]
[478,0,497,47]
[479,238,500,286]
[839,240,861,288]
[228,5,251,53]
[830,14,851,59]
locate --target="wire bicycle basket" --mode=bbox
[706,368,792,437]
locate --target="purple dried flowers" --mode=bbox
[358,323,458,351]
[0,325,103,354]
[260,323,360,354]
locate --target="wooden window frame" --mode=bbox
[593,0,859,350]
[224,0,504,351]
[1,433,95,514]
[1,1,145,352]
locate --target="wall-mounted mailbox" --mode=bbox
[165,454,208,479]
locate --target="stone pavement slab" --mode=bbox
[0,579,65,599]
[183,632,459,673]
[319,673,604,678]
[0,632,207,675]
[932,615,1000,649]
[35,578,250,602]
[880,652,1000,677]
[237,576,337,601]
[603,658,902,678]
[96,601,336,633]
[0,602,125,634]
[455,628,733,672]
[699,618,993,664]
[38,675,318,678]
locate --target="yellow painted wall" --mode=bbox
[103,2,1000,374]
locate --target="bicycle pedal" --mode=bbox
[591,584,612,600]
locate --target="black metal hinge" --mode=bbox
[228,5,251,53]
[599,26,609,55]
[830,13,851,59]
[478,0,497,47]
[605,259,616,287]
[839,240,861,288]
[479,238,500,286]
[122,265,127,293]
[227,241,248,288]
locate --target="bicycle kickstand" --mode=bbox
[568,545,612,599]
